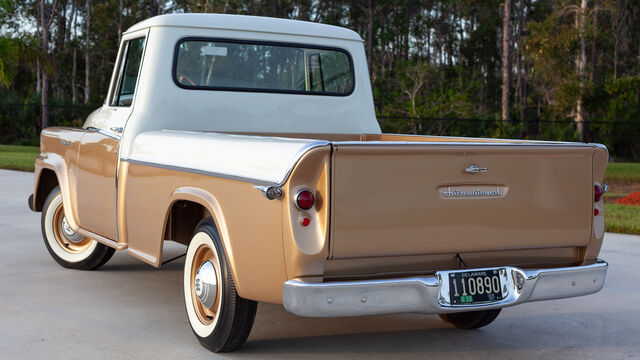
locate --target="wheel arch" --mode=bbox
[33,154,81,231]
[163,187,239,283]
[34,168,59,211]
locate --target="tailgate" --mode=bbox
[330,143,595,259]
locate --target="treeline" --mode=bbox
[1,0,640,158]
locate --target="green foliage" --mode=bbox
[605,162,640,183]
[0,91,94,145]
[603,77,640,123]
[0,36,19,87]
[604,204,640,235]
[0,144,38,172]
[588,77,640,160]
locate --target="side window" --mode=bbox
[308,51,352,93]
[111,37,145,107]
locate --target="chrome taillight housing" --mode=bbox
[594,185,603,202]
[295,190,315,210]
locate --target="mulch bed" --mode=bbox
[614,191,640,206]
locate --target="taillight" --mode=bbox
[594,185,603,202]
[296,190,315,210]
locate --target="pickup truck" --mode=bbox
[29,13,609,353]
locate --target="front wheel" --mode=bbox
[439,309,501,329]
[183,219,257,353]
[41,186,115,270]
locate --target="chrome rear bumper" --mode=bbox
[282,260,608,317]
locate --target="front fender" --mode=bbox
[34,127,85,230]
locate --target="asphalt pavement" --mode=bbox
[1,169,638,360]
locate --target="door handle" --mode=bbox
[110,127,123,134]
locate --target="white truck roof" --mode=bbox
[125,13,364,42]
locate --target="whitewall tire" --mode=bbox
[41,186,115,270]
[183,219,257,352]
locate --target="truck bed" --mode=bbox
[125,130,606,279]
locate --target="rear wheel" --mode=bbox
[183,219,257,352]
[41,186,115,270]
[439,309,501,329]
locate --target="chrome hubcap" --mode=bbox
[194,261,217,308]
[61,217,84,244]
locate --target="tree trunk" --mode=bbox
[72,48,77,104]
[36,59,41,94]
[39,0,56,130]
[71,2,77,104]
[84,0,90,104]
[58,0,66,47]
[147,0,158,18]
[575,0,587,142]
[118,0,123,44]
[366,0,374,76]
[66,0,75,45]
[501,0,511,122]
[516,0,525,124]
[590,8,597,83]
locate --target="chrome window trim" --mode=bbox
[172,37,355,97]
[111,36,148,107]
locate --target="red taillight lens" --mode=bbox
[296,190,315,210]
[594,185,603,202]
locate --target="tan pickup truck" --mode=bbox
[29,14,609,353]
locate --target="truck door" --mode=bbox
[75,34,146,240]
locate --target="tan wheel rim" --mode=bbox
[51,203,92,254]
[190,243,222,325]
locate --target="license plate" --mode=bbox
[448,269,503,305]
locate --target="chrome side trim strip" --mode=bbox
[86,126,122,140]
[121,158,277,186]
[334,140,602,148]
[276,140,330,185]
[128,247,157,265]
[378,133,606,147]
[282,260,608,317]
[253,185,283,199]
[75,227,127,250]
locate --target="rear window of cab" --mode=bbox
[173,38,354,96]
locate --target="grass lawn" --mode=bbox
[0,144,39,172]
[604,162,640,183]
[605,203,640,235]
